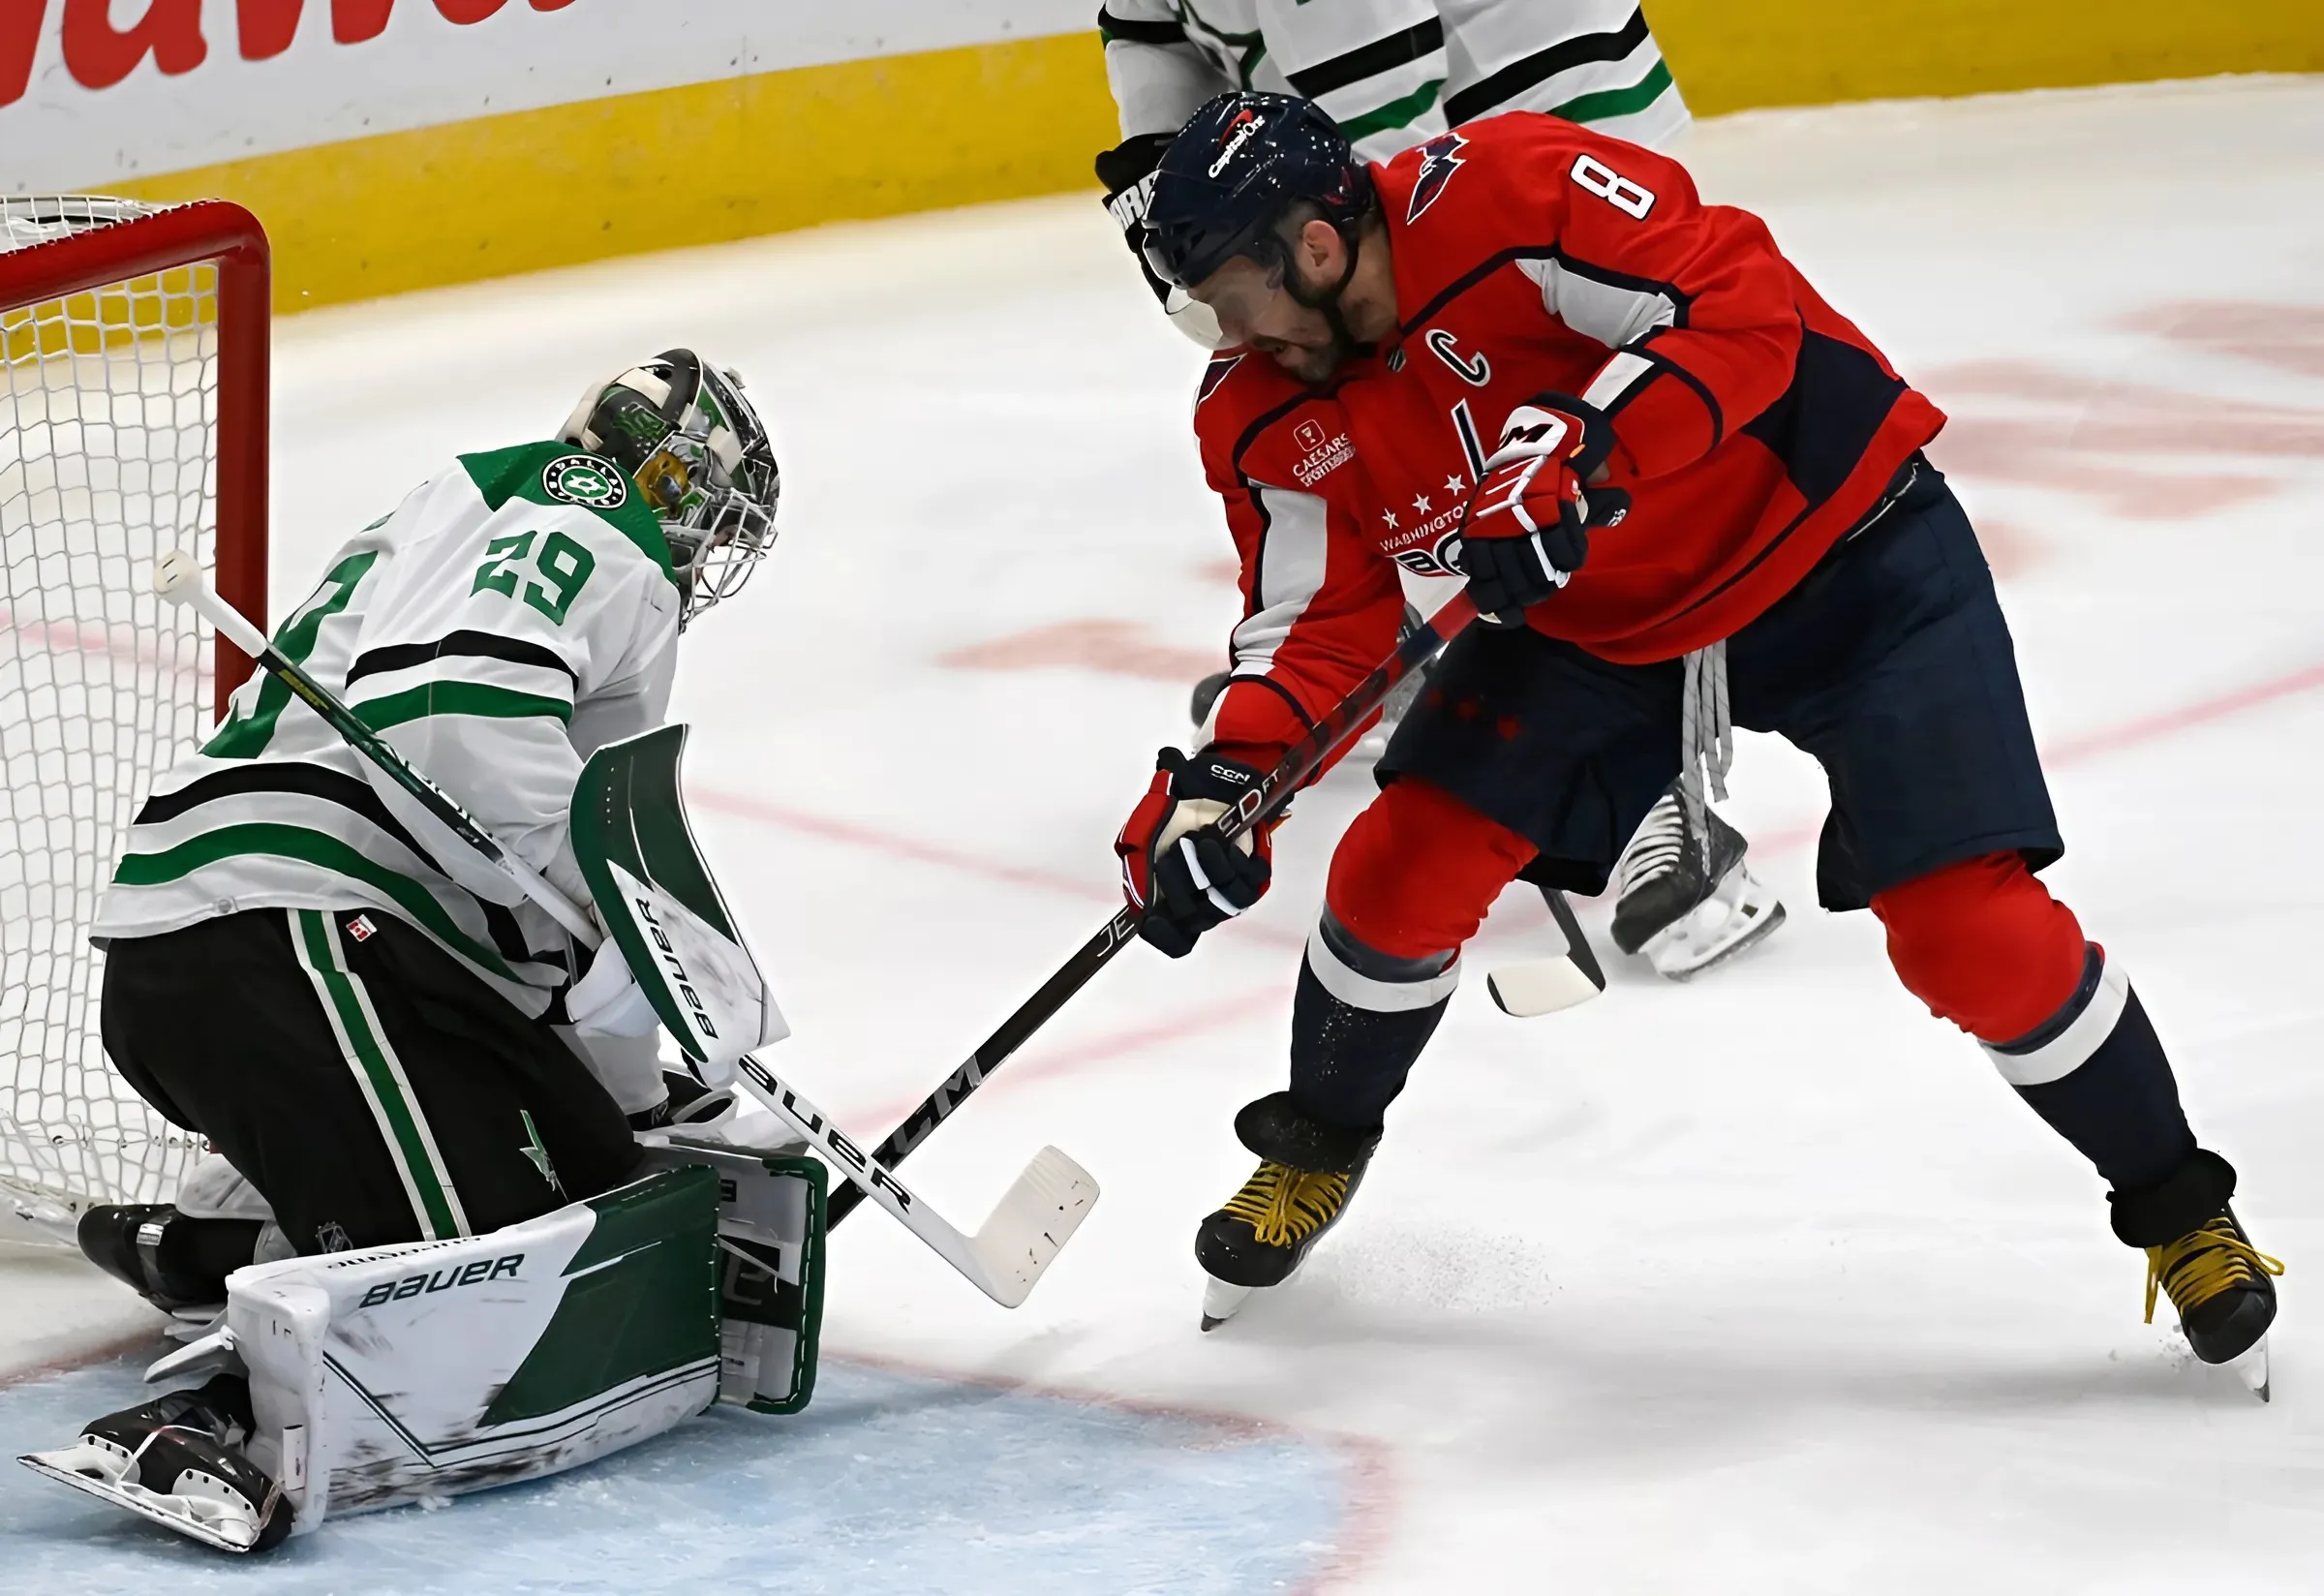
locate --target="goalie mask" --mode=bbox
[561,351,780,625]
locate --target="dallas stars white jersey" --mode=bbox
[1100,0,1688,162]
[95,441,682,1018]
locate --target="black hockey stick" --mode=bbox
[826,593,1486,1227]
[1540,884,1606,990]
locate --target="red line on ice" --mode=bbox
[692,660,2324,900]
[684,787,1105,902]
[1747,655,2324,859]
[845,982,1287,1130]
[684,784,1306,949]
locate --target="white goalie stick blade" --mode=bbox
[732,1054,1097,1308]
[19,1447,267,1554]
[963,1146,1103,1309]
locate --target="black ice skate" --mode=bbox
[2113,1151,2282,1400]
[18,1372,292,1552]
[2146,1209,2283,1399]
[1196,1092,1379,1330]
[1609,784,1785,980]
[76,1203,260,1315]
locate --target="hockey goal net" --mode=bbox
[0,198,268,1231]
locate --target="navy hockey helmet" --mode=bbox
[1142,92,1376,292]
[561,351,780,626]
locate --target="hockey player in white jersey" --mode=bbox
[22,351,806,1552]
[1096,2,1784,978]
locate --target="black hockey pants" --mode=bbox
[102,907,641,1256]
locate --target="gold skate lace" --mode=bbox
[1222,1161,1349,1247]
[2144,1215,2284,1324]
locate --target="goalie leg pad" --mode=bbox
[228,1164,724,1538]
[635,1134,828,1414]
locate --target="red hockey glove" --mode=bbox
[1456,399,1624,625]
[1116,748,1274,959]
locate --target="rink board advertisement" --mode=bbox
[2,0,1113,311]
[2,1,1094,187]
[2,0,2317,313]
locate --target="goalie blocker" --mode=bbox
[22,1152,827,1552]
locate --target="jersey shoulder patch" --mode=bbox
[1403,130,1468,223]
[456,440,676,583]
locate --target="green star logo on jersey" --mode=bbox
[518,1110,565,1197]
[542,454,628,509]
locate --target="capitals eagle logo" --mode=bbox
[1406,131,1468,224]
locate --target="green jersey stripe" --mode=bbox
[292,909,468,1241]
[205,550,380,761]
[1336,79,1445,144]
[1550,59,1676,128]
[351,682,575,733]
[115,823,518,981]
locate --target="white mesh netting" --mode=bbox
[1,198,220,1221]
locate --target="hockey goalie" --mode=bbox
[18,352,824,1553]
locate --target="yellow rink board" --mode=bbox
[112,33,1121,316]
[1650,0,2323,115]
[93,6,2324,315]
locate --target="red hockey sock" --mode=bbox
[1871,852,2088,1043]
[1326,779,1537,960]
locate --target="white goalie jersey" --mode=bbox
[95,440,683,1019]
[1099,0,1690,162]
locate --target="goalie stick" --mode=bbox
[155,552,1091,1308]
[827,593,1598,1227]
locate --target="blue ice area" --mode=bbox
[0,1352,1354,1593]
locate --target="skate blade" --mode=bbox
[19,1449,264,1553]
[1651,900,1787,983]
[2226,1337,2272,1402]
[1200,1276,1254,1332]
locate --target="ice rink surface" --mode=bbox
[5,74,2323,1591]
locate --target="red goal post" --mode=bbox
[0,199,269,713]
[0,198,271,1225]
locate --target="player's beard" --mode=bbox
[1262,322,1352,384]
[1276,248,1371,384]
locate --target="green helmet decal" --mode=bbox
[560,350,780,626]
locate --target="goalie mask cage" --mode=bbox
[0,198,269,1229]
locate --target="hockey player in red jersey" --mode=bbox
[1095,7,1781,981]
[1115,91,2282,1386]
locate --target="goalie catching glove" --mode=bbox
[1116,747,1273,958]
[1456,398,1624,624]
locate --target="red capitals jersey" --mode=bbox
[1197,111,1945,769]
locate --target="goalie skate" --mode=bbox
[19,1375,291,1554]
[1611,788,1786,981]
